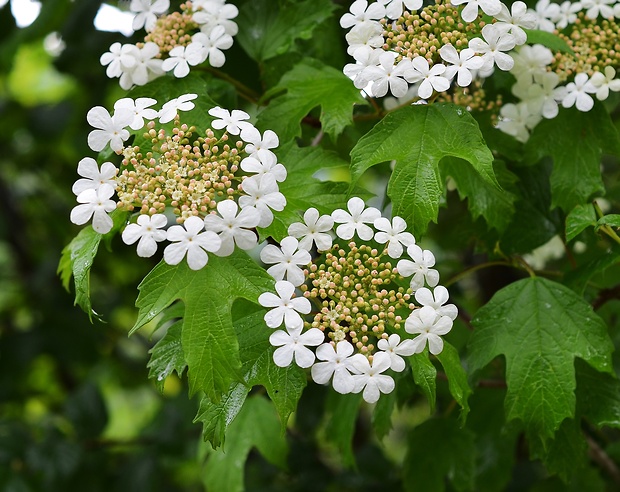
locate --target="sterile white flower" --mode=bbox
[555,0,582,28]
[496,102,541,142]
[238,173,286,228]
[510,44,554,85]
[581,0,614,18]
[70,186,116,234]
[311,341,356,394]
[340,0,387,29]
[194,1,239,36]
[562,72,597,112]
[373,216,415,258]
[343,47,382,90]
[87,106,133,153]
[288,208,334,252]
[163,215,221,270]
[130,0,169,31]
[396,244,440,290]
[377,334,416,372]
[414,286,458,320]
[208,106,252,135]
[159,93,198,123]
[439,44,484,87]
[332,197,381,241]
[72,157,118,195]
[119,42,163,89]
[114,97,158,130]
[240,127,279,156]
[240,149,287,182]
[203,200,261,256]
[349,352,395,403]
[100,43,138,78]
[345,22,384,57]
[380,0,423,19]
[469,25,516,73]
[270,326,324,368]
[260,236,312,287]
[192,26,233,68]
[590,66,620,101]
[364,52,413,98]
[121,214,168,257]
[534,0,561,31]
[407,56,451,99]
[161,43,206,78]
[526,71,564,118]
[404,306,453,355]
[258,280,311,330]
[451,0,502,22]
[494,1,537,45]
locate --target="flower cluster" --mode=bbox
[70,95,287,270]
[100,0,238,89]
[257,198,457,403]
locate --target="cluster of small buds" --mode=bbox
[496,1,620,142]
[99,0,238,89]
[70,94,287,270]
[257,198,457,403]
[341,0,530,102]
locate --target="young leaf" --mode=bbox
[256,58,367,143]
[525,105,620,212]
[350,103,497,237]
[469,277,614,444]
[202,396,288,492]
[236,0,336,62]
[131,250,275,401]
[58,209,128,321]
[435,342,472,422]
[524,29,574,54]
[566,203,597,242]
[410,351,437,413]
[597,214,620,228]
[563,244,620,294]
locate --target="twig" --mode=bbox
[587,435,620,486]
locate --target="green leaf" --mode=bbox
[576,359,620,429]
[256,58,366,143]
[525,105,620,212]
[469,277,614,444]
[566,203,597,242]
[372,389,396,439]
[131,250,274,401]
[147,318,186,393]
[442,158,518,233]
[236,0,336,62]
[202,396,288,492]
[324,392,362,468]
[350,103,497,237]
[403,418,476,492]
[563,244,620,294]
[524,29,574,54]
[435,342,472,422]
[410,351,437,413]
[58,210,128,321]
[597,214,620,228]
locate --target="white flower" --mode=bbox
[208,106,252,135]
[349,352,395,403]
[259,280,311,330]
[404,306,453,355]
[373,216,415,258]
[407,56,451,99]
[121,214,168,257]
[240,127,279,156]
[451,0,502,22]
[414,286,458,320]
[510,44,554,85]
[332,197,381,241]
[270,326,324,368]
[582,0,614,18]
[562,72,597,112]
[288,207,334,252]
[163,215,221,270]
[240,149,287,182]
[494,1,537,45]
[260,236,311,287]
[590,66,620,101]
[345,22,384,57]
[119,42,163,89]
[555,1,582,28]
[238,174,286,228]
[100,43,138,78]
[526,71,564,118]
[311,341,356,394]
[161,42,206,78]
[87,106,133,153]
[340,0,386,29]
[496,102,542,142]
[469,25,516,74]
[70,186,116,234]
[192,26,233,68]
[364,52,413,98]
[203,200,260,256]
[380,0,423,19]
[113,97,158,130]
[377,334,417,372]
[343,47,382,90]
[72,157,118,195]
[159,93,198,124]
[396,244,440,290]
[439,44,484,87]
[130,0,169,31]
[193,1,239,36]
[534,0,561,31]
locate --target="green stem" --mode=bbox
[444,260,514,287]
[200,66,261,104]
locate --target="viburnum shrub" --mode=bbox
[59,0,620,489]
